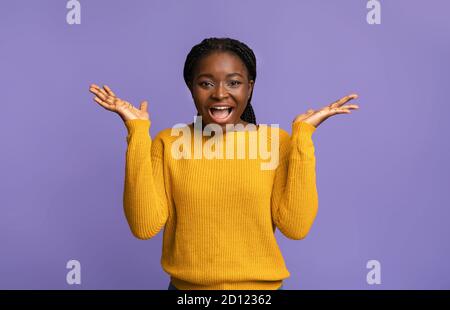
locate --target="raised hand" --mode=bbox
[293,93,360,128]
[89,84,149,123]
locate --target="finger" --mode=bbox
[139,100,148,112]
[97,87,109,98]
[90,83,100,89]
[90,85,109,97]
[103,85,116,97]
[330,93,358,108]
[332,108,352,115]
[340,104,359,110]
[89,87,108,101]
[89,86,101,94]
[94,97,112,110]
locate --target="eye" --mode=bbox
[199,81,214,88]
[228,80,242,87]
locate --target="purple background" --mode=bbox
[1,0,449,289]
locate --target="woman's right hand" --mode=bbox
[89,84,149,123]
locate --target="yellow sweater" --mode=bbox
[123,119,318,290]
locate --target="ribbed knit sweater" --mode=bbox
[123,119,318,290]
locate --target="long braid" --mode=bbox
[183,38,257,125]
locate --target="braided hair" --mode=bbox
[183,38,257,125]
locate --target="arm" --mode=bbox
[123,119,169,240]
[271,121,319,240]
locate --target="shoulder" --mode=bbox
[260,124,290,145]
[153,127,174,142]
[259,124,291,162]
[154,123,192,141]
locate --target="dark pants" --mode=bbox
[168,282,283,290]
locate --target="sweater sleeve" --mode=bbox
[122,119,169,240]
[271,121,319,240]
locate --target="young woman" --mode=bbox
[89,38,359,290]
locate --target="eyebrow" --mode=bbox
[196,73,244,79]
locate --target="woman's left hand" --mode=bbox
[293,93,360,128]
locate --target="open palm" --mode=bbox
[293,93,360,128]
[89,84,149,122]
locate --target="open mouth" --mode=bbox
[208,106,234,123]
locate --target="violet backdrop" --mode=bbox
[0,0,449,289]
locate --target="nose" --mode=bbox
[211,82,228,100]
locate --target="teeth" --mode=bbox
[211,106,231,110]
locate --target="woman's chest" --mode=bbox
[168,158,276,206]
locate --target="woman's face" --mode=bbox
[190,51,254,130]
